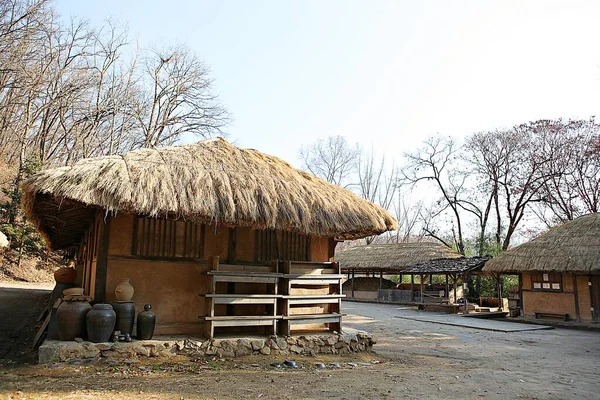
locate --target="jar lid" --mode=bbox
[92,303,113,310]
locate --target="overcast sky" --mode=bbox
[54,0,600,168]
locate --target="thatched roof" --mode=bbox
[336,242,463,273]
[401,257,490,275]
[483,213,600,273]
[22,138,397,250]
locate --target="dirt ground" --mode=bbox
[0,286,599,399]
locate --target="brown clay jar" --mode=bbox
[56,299,91,340]
[86,304,116,343]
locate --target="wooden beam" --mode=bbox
[351,269,355,298]
[573,274,581,322]
[93,214,110,303]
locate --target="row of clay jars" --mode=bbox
[57,301,155,342]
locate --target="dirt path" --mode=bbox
[0,284,51,365]
[0,292,598,399]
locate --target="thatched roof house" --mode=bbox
[23,138,397,250]
[336,242,462,273]
[484,213,600,322]
[23,138,397,337]
[483,213,600,273]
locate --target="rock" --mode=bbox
[319,346,333,354]
[216,349,235,358]
[205,346,217,356]
[236,344,252,356]
[289,345,302,354]
[342,331,357,342]
[0,231,8,248]
[96,343,113,351]
[276,337,287,350]
[260,346,271,355]
[334,341,346,349]
[296,338,306,347]
[286,337,296,345]
[251,339,265,351]
[74,337,84,343]
[325,336,338,346]
[132,343,151,357]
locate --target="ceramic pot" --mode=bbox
[114,278,134,301]
[86,304,116,343]
[56,299,91,340]
[137,304,156,340]
[112,301,135,335]
[54,267,77,284]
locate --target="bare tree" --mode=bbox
[402,136,468,254]
[299,135,360,187]
[355,148,398,243]
[134,46,229,148]
[533,118,600,225]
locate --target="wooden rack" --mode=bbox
[203,256,282,338]
[279,261,344,336]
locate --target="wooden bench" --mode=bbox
[535,312,569,321]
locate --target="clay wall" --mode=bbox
[101,214,335,335]
[521,272,593,321]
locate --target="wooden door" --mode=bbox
[590,275,600,321]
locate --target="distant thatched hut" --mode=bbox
[23,138,397,335]
[336,242,463,301]
[483,213,600,322]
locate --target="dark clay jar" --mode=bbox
[56,300,92,340]
[86,304,116,343]
[112,301,135,335]
[137,304,156,340]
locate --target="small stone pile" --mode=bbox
[38,328,375,364]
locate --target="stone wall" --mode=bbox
[38,328,375,364]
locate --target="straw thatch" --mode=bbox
[401,257,490,275]
[22,138,397,250]
[483,213,600,273]
[336,242,463,273]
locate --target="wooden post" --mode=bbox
[379,272,383,303]
[452,274,457,304]
[420,274,424,304]
[573,274,581,322]
[497,273,503,311]
[445,273,449,299]
[94,215,111,303]
[518,273,524,315]
[410,274,415,302]
[351,269,355,299]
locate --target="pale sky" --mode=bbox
[55,0,600,168]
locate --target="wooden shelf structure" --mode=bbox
[279,261,344,336]
[203,256,282,338]
[202,258,344,338]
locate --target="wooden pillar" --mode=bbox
[462,274,469,314]
[351,269,355,298]
[445,273,449,299]
[420,274,424,304]
[497,273,503,311]
[573,274,581,322]
[411,274,415,302]
[379,271,383,303]
[452,274,457,304]
[94,215,111,303]
[518,273,524,314]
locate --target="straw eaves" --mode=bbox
[22,138,397,250]
[336,242,463,273]
[483,213,600,273]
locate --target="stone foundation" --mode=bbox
[38,328,375,364]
